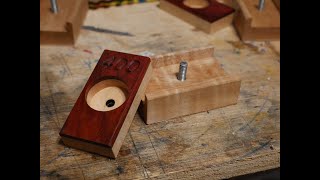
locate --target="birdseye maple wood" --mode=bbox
[139,46,241,124]
[40,0,88,45]
[233,0,280,41]
[59,50,152,158]
[159,0,235,33]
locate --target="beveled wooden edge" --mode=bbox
[61,136,116,158]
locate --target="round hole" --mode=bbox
[106,99,115,107]
[183,0,209,9]
[86,79,128,112]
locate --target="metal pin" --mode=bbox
[50,0,59,14]
[258,0,265,11]
[177,61,188,81]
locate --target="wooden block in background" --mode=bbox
[40,0,88,45]
[233,0,280,41]
[139,47,241,124]
[159,0,235,33]
[59,50,152,158]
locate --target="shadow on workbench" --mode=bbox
[229,168,280,180]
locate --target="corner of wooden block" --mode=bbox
[233,11,251,41]
[209,12,234,33]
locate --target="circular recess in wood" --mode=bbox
[214,0,233,7]
[86,79,128,112]
[183,0,209,9]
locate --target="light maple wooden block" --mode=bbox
[233,0,280,41]
[139,47,241,124]
[40,0,88,45]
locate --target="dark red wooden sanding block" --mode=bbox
[159,0,235,33]
[166,0,235,23]
[59,50,152,158]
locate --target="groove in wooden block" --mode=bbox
[59,50,152,158]
[233,0,280,41]
[159,0,235,33]
[139,47,241,124]
[40,0,88,45]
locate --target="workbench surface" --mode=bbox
[40,2,280,179]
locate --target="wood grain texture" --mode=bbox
[40,0,88,45]
[141,47,241,124]
[59,50,152,158]
[233,0,280,41]
[159,0,235,33]
[40,2,279,179]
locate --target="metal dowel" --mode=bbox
[50,0,59,14]
[177,61,188,81]
[258,0,265,11]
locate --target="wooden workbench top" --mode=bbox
[40,2,280,179]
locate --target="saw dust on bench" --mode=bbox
[40,2,279,179]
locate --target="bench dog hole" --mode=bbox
[106,99,115,107]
